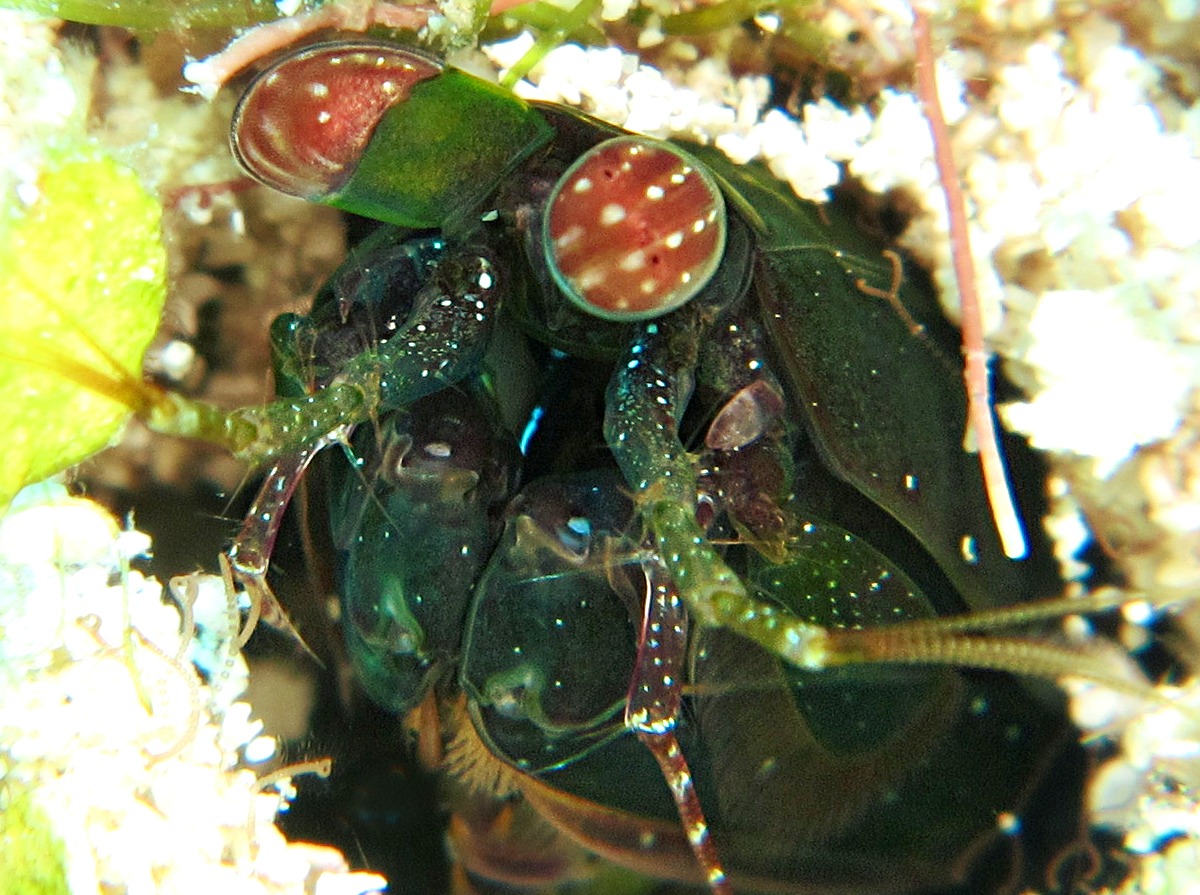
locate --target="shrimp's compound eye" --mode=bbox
[231,41,441,200]
[543,137,727,322]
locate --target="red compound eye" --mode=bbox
[543,137,727,321]
[231,41,441,200]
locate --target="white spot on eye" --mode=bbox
[619,249,647,272]
[600,203,627,226]
[381,80,396,94]
[317,110,332,124]
[425,441,452,458]
[478,271,493,289]
[572,177,592,194]
[309,81,329,98]
[620,161,633,173]
[680,271,692,284]
[555,225,585,250]
[640,278,659,295]
[616,298,630,309]
[576,268,605,291]
[681,165,693,175]
[706,210,718,222]
[628,144,642,156]
[645,184,665,201]
[692,218,707,233]
[664,231,684,249]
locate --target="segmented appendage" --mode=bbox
[626,567,731,895]
[147,248,502,467]
[543,137,727,321]
[604,313,832,670]
[230,42,441,199]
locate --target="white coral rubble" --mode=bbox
[0,483,384,895]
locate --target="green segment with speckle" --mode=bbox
[0,151,166,508]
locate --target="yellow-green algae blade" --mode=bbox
[0,787,69,895]
[0,151,166,508]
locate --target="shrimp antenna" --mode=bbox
[913,6,1028,560]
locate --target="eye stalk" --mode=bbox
[231,41,442,201]
[230,39,555,230]
[543,137,727,322]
